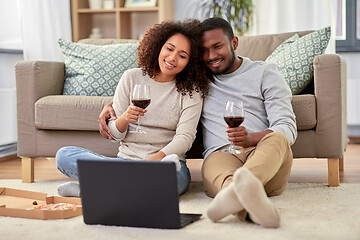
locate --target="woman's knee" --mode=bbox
[55,146,79,168]
[177,161,191,195]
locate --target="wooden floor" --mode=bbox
[0,143,359,184]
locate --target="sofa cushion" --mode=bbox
[235,30,313,61]
[35,95,113,131]
[58,38,139,96]
[35,94,316,132]
[291,94,316,130]
[265,27,331,95]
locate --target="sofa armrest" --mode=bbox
[15,61,65,157]
[313,54,347,158]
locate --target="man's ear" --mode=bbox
[232,36,239,51]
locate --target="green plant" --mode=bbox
[201,0,253,36]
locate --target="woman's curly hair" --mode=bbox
[137,19,211,98]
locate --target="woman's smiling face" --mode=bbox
[157,33,191,81]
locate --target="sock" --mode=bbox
[207,182,244,222]
[233,167,280,228]
[161,154,181,172]
[57,181,81,197]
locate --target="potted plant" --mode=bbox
[199,0,253,36]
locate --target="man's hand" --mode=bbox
[226,127,273,148]
[98,101,116,140]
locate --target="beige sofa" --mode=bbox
[15,31,347,186]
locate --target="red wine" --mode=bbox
[132,99,151,109]
[224,116,244,128]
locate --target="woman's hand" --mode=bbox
[123,105,146,123]
[148,151,166,161]
[115,105,147,133]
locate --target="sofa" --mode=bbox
[15,31,347,186]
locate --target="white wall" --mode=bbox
[0,0,23,146]
[0,52,23,146]
[0,0,22,50]
[339,52,360,136]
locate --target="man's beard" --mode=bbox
[213,50,236,75]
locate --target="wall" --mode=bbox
[0,0,23,150]
[339,52,360,137]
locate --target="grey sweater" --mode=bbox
[201,57,297,159]
[108,68,203,161]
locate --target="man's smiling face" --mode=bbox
[201,28,237,75]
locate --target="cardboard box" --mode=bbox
[0,187,82,220]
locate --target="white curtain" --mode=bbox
[249,0,337,53]
[17,0,72,61]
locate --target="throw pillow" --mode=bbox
[58,38,139,96]
[265,26,331,95]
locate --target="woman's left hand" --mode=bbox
[148,151,166,161]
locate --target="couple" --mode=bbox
[56,17,297,228]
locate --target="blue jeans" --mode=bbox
[56,146,191,195]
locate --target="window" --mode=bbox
[336,0,360,52]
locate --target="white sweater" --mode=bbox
[108,68,203,161]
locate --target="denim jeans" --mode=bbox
[56,146,191,195]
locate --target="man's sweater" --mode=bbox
[201,57,297,159]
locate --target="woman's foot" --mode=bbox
[57,181,81,197]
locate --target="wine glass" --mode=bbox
[130,84,151,134]
[222,101,245,154]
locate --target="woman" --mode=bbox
[56,19,210,197]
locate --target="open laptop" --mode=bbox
[77,159,202,229]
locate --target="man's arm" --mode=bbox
[98,101,117,140]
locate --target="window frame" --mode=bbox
[336,0,360,52]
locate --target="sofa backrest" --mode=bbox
[79,30,313,61]
[235,30,313,61]
[78,38,140,45]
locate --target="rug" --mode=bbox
[0,180,359,240]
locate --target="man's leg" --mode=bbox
[202,150,245,198]
[243,132,293,196]
[203,132,292,227]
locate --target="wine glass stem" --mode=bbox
[229,142,236,153]
[136,116,142,132]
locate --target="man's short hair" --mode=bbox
[201,17,234,41]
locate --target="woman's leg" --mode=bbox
[177,161,191,195]
[56,146,121,180]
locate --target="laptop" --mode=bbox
[77,159,202,229]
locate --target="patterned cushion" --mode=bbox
[265,27,331,95]
[58,39,139,96]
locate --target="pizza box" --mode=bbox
[0,187,82,220]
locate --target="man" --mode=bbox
[98,17,297,228]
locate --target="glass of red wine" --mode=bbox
[131,84,151,134]
[222,101,244,154]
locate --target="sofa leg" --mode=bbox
[22,157,35,183]
[327,158,340,187]
[339,156,344,171]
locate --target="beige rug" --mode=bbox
[1,179,359,240]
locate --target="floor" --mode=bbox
[0,143,359,184]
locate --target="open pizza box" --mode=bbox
[0,187,82,220]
